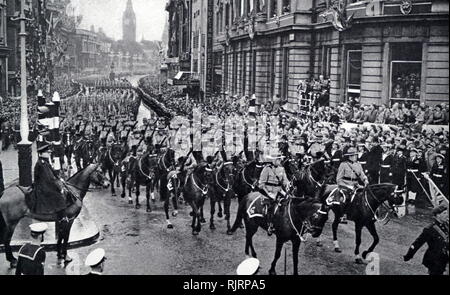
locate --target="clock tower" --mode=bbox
[123,0,136,42]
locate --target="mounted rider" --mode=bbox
[259,152,290,236]
[336,146,369,206]
[32,144,72,219]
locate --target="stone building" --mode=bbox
[212,0,449,109]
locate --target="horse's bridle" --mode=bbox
[215,162,234,193]
[364,185,396,223]
[159,150,171,173]
[138,155,155,180]
[190,171,209,195]
[108,147,120,166]
[241,167,256,190]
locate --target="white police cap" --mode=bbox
[85,248,106,267]
[29,223,48,234]
[236,258,260,275]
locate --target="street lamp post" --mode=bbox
[13,0,33,186]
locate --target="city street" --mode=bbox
[0,0,448,278]
[0,83,437,274]
[0,183,435,275]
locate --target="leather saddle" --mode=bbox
[17,184,78,216]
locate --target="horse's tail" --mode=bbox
[229,197,246,234]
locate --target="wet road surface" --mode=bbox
[0,185,438,275]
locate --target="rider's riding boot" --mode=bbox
[266,200,276,236]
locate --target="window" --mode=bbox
[233,51,238,93]
[251,50,256,94]
[241,51,247,94]
[346,49,362,101]
[282,48,289,101]
[270,49,276,98]
[270,0,278,18]
[224,52,229,91]
[390,43,422,105]
[225,4,230,26]
[322,46,331,79]
[282,0,290,14]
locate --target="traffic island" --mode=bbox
[0,204,99,252]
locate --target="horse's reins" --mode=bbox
[159,150,170,173]
[215,162,234,193]
[108,148,119,166]
[307,166,324,188]
[138,155,155,180]
[364,186,394,223]
[190,172,209,195]
[241,167,256,190]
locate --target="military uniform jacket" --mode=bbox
[329,150,343,169]
[380,154,394,183]
[366,145,383,173]
[336,161,368,189]
[391,155,407,188]
[406,156,427,192]
[405,221,449,273]
[258,165,289,199]
[15,243,46,275]
[358,152,369,173]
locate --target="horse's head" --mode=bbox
[283,158,301,181]
[110,144,125,163]
[166,148,176,166]
[218,161,235,188]
[144,153,159,179]
[89,164,111,189]
[307,202,329,238]
[368,183,404,207]
[196,163,215,185]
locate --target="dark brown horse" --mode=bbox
[321,183,404,263]
[183,163,214,235]
[229,192,328,275]
[130,152,159,211]
[210,161,236,232]
[156,148,179,228]
[102,143,127,196]
[233,160,264,203]
[0,164,110,267]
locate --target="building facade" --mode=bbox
[166,0,192,80]
[211,0,449,108]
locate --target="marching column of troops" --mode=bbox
[57,81,449,204]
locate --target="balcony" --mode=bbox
[225,9,312,41]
